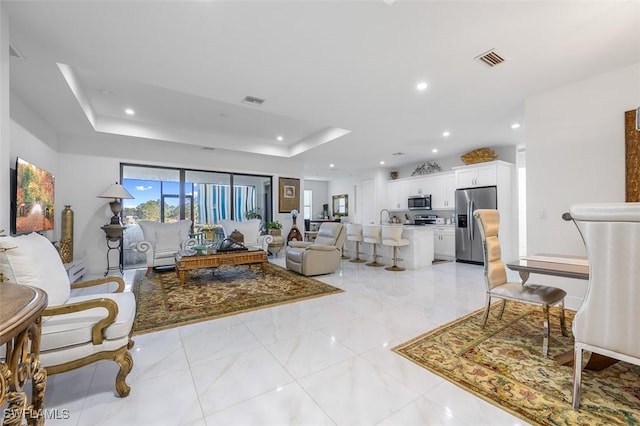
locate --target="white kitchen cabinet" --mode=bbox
[387,180,409,210]
[433,226,455,260]
[407,177,428,197]
[455,163,500,188]
[428,172,456,210]
[443,173,456,208]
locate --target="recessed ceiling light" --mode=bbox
[510,123,521,129]
[442,131,450,137]
[380,161,385,165]
[276,136,283,141]
[416,82,428,91]
[329,164,335,168]
[125,108,135,115]
[432,148,438,153]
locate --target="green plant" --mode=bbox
[267,220,282,230]
[245,208,262,220]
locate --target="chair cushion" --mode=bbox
[315,223,343,246]
[221,219,261,245]
[491,282,566,305]
[155,229,182,251]
[138,220,192,246]
[40,292,136,351]
[0,232,70,306]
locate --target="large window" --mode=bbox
[303,189,313,220]
[121,164,272,269]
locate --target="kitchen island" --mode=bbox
[345,225,434,270]
[388,225,435,269]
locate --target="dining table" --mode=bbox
[505,253,617,371]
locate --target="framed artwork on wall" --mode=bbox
[278,177,300,213]
[625,109,640,202]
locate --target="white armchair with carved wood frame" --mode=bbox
[0,232,136,397]
[136,220,196,275]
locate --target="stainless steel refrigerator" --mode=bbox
[455,186,497,264]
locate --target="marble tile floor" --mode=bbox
[43,258,528,426]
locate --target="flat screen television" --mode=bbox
[14,157,55,234]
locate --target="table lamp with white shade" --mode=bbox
[97,182,134,226]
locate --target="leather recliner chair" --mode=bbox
[285,222,346,276]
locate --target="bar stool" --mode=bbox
[346,223,365,263]
[362,225,384,267]
[382,226,409,271]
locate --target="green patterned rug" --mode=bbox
[393,302,640,425]
[132,263,343,335]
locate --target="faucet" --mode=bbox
[380,209,391,225]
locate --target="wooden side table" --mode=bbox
[1,283,48,425]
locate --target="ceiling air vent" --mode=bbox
[9,44,25,60]
[475,49,505,67]
[242,95,265,106]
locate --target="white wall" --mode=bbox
[526,61,640,308]
[9,113,59,244]
[0,5,10,232]
[303,179,328,220]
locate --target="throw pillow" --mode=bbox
[155,229,181,251]
[0,232,70,306]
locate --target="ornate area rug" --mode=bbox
[132,263,343,334]
[393,302,640,425]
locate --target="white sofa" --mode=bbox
[220,219,272,251]
[136,220,196,275]
[0,232,136,397]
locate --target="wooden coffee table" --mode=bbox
[175,248,268,285]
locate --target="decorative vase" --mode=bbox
[60,205,74,263]
[268,229,281,237]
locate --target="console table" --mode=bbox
[1,283,48,425]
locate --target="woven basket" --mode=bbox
[460,147,497,165]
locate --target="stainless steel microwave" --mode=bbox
[408,195,431,210]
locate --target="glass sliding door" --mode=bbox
[232,174,272,227]
[185,170,232,226]
[120,164,272,270]
[121,166,182,269]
